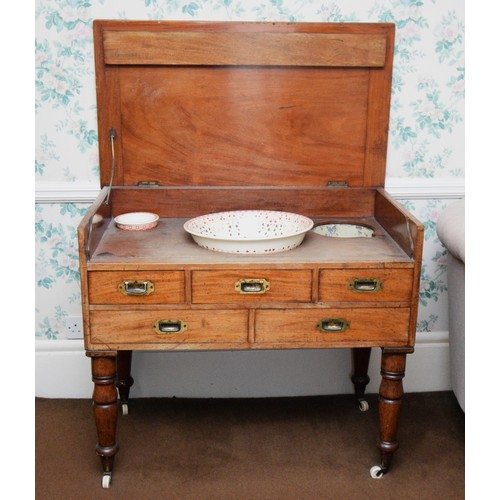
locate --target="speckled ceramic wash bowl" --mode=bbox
[311,223,374,238]
[184,210,314,254]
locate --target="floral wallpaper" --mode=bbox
[35,0,464,340]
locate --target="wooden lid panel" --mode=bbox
[103,30,387,67]
[94,21,395,189]
[120,66,369,187]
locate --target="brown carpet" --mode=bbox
[36,392,464,499]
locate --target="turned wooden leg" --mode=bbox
[351,347,371,411]
[371,347,413,478]
[87,352,119,488]
[116,351,134,415]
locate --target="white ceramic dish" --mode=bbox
[312,223,374,238]
[184,210,314,254]
[114,212,159,231]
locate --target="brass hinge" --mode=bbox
[327,181,349,188]
[137,181,160,187]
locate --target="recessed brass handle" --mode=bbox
[316,318,350,333]
[153,319,187,334]
[119,280,155,296]
[348,278,382,293]
[235,278,270,294]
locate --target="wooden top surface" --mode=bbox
[88,217,411,268]
[93,21,395,190]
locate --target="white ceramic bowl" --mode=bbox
[311,223,374,238]
[184,210,314,254]
[114,212,159,231]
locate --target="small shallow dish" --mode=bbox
[114,212,159,231]
[184,210,314,254]
[312,223,374,238]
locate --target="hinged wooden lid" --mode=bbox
[93,21,394,189]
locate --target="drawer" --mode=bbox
[90,309,248,344]
[255,308,410,344]
[319,269,413,303]
[191,270,312,304]
[88,271,185,304]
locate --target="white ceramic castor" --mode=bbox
[121,403,129,416]
[358,399,369,412]
[369,465,386,479]
[102,473,112,488]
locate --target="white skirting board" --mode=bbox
[35,333,451,399]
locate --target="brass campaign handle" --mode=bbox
[316,318,350,333]
[348,278,382,293]
[235,278,270,294]
[119,280,155,296]
[153,319,188,334]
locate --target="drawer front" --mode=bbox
[191,270,312,304]
[88,271,185,304]
[90,309,248,344]
[319,269,413,303]
[255,308,410,344]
